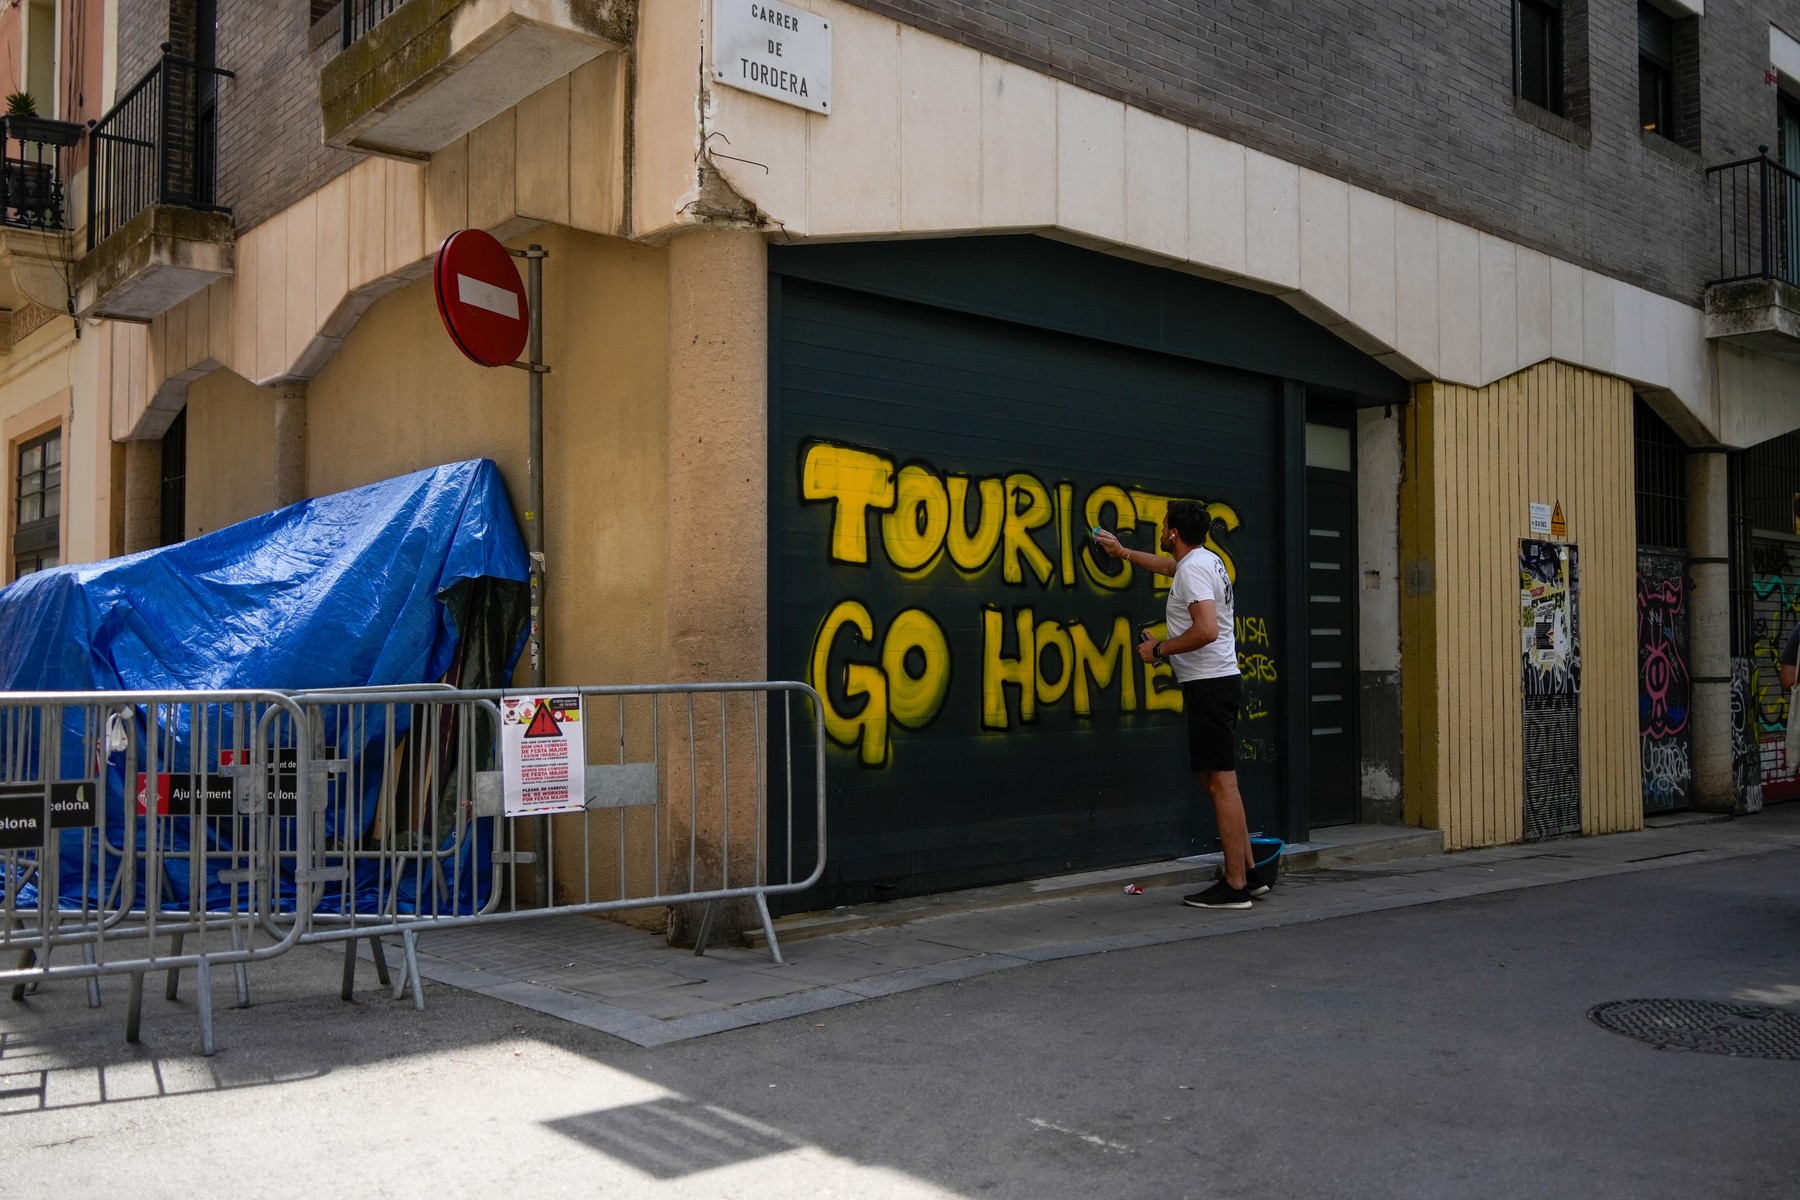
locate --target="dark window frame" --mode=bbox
[159,408,187,548]
[1638,2,1675,140]
[308,1,343,52]
[1634,397,1688,552]
[13,427,61,578]
[1514,0,1565,116]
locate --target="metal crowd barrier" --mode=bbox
[1,681,826,1053]
[283,682,828,1012]
[0,690,318,1054]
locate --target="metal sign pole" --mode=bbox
[517,243,550,909]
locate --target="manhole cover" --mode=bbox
[1589,999,1800,1060]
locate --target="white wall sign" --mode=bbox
[500,694,587,817]
[713,0,831,115]
[1529,502,1552,536]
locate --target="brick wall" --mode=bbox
[841,0,1800,304]
[208,2,360,230]
[118,1,359,234]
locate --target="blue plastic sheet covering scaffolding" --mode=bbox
[0,459,530,915]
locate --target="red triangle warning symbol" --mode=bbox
[523,699,562,739]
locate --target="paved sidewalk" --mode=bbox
[374,805,1800,1048]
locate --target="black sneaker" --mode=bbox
[1183,880,1255,909]
[1214,865,1271,897]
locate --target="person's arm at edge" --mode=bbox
[1092,528,1177,577]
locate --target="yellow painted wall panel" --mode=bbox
[1413,361,1638,849]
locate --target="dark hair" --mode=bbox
[1164,499,1211,547]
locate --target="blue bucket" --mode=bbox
[1249,836,1284,886]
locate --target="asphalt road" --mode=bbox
[3,850,1796,1199]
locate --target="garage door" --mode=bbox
[771,277,1284,909]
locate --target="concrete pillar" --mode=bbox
[664,225,768,945]
[272,381,307,508]
[121,440,161,553]
[1686,450,1740,812]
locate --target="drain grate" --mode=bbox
[1589,999,1800,1060]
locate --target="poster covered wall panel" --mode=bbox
[773,279,1284,907]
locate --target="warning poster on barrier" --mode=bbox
[500,694,586,817]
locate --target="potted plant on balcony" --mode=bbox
[1,92,85,147]
[0,93,75,228]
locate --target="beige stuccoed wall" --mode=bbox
[184,368,276,538]
[304,224,672,689]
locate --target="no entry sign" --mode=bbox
[433,229,529,367]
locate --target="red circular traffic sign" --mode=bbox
[433,229,529,367]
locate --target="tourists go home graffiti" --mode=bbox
[799,441,1274,766]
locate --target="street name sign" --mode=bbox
[713,0,831,114]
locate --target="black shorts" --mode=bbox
[1182,674,1241,773]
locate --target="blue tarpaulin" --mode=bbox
[0,459,530,913]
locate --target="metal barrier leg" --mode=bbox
[401,928,425,1012]
[754,893,784,967]
[693,901,717,957]
[83,943,100,1008]
[165,932,184,1001]
[340,937,358,1001]
[230,927,250,1008]
[125,971,144,1043]
[369,937,391,987]
[10,948,35,1001]
[196,958,215,1057]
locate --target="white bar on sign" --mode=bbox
[457,274,520,319]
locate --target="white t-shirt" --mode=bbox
[1165,546,1237,682]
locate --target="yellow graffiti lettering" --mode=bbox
[880,464,949,574]
[1238,652,1278,683]
[1129,490,1174,594]
[1081,486,1135,590]
[1035,618,1075,706]
[882,608,951,729]
[1056,482,1077,587]
[1233,616,1269,648]
[1140,620,1183,711]
[802,444,895,565]
[946,475,1004,571]
[1205,501,1239,583]
[1071,616,1137,714]
[982,605,1038,729]
[809,600,889,765]
[1003,474,1055,586]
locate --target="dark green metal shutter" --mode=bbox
[771,276,1284,909]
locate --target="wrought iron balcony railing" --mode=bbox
[0,114,82,231]
[87,47,235,252]
[343,0,404,50]
[1706,147,1800,288]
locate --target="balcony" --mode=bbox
[0,115,81,344]
[72,50,236,323]
[1704,149,1800,364]
[321,0,629,161]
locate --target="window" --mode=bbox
[1638,3,1675,139]
[13,429,60,577]
[1515,0,1564,114]
[159,408,187,547]
[1634,398,1687,551]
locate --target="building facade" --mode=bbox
[13,0,1800,916]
